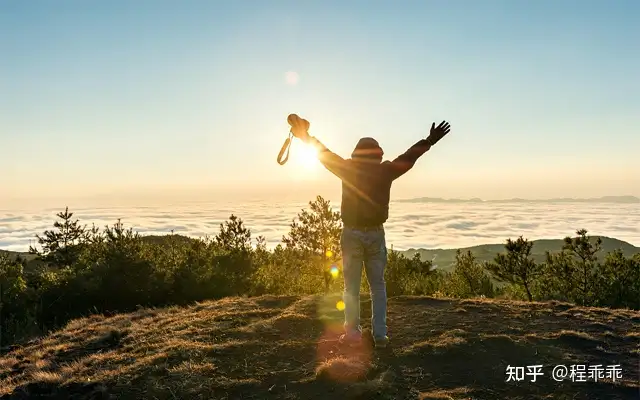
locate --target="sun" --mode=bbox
[290,141,320,171]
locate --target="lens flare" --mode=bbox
[336,300,345,311]
[326,250,333,258]
[285,71,299,85]
[330,265,339,278]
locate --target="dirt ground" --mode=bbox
[1,294,638,399]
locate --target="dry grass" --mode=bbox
[315,356,368,383]
[0,294,638,399]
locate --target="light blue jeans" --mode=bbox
[341,226,388,339]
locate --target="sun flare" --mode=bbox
[290,142,320,171]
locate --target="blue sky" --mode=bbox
[2,0,639,205]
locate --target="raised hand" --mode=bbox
[288,114,310,141]
[426,121,451,146]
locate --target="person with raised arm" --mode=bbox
[288,114,451,348]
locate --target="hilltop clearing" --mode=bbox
[1,295,638,399]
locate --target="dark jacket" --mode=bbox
[308,136,431,227]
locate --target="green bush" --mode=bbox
[441,250,496,299]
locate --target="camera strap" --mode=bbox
[277,131,294,165]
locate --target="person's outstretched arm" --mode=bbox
[387,121,451,180]
[304,135,349,179]
[289,116,349,179]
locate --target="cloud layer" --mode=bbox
[1,201,638,252]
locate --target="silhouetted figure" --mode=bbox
[289,115,451,348]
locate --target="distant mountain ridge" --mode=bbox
[400,236,639,272]
[396,195,640,204]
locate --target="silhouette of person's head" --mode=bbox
[351,137,383,162]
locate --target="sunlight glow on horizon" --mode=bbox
[1,2,639,201]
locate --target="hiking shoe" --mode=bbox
[339,332,363,346]
[374,336,390,348]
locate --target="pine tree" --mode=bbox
[282,195,342,292]
[215,215,252,252]
[561,229,602,306]
[29,207,88,268]
[485,236,541,301]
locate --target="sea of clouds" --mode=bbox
[1,201,639,252]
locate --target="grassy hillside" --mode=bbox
[400,236,639,272]
[1,295,638,399]
[0,250,37,263]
